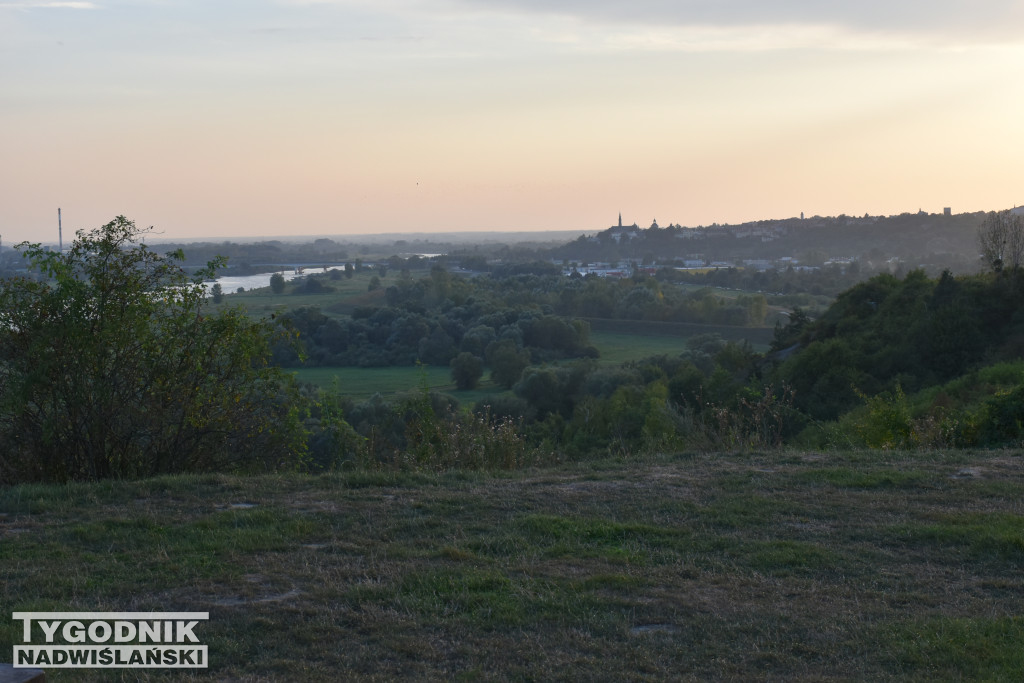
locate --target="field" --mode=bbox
[3,449,1023,680]
[229,272,778,401]
[292,366,507,404]
[292,328,770,398]
[222,271,394,319]
[586,324,773,357]
[291,329,695,399]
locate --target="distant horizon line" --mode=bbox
[12,205,1019,248]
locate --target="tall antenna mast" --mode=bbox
[58,207,63,252]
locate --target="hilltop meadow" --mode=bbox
[4,449,1024,680]
[2,213,1024,679]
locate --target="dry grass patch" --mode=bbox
[2,450,1023,680]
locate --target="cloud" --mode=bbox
[0,1,97,8]
[458,0,1024,45]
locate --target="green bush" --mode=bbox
[400,384,537,470]
[979,386,1024,446]
[0,217,306,483]
[855,385,916,449]
[450,351,484,390]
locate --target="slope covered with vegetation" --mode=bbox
[773,269,1024,419]
[3,215,1024,484]
[3,215,1023,679]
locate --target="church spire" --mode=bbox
[618,212,622,228]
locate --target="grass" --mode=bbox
[291,366,509,403]
[3,449,1024,680]
[587,330,693,364]
[583,317,775,349]
[220,270,423,319]
[223,271,776,398]
[292,365,453,397]
[292,328,757,397]
[882,616,1024,679]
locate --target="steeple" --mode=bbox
[618,212,622,228]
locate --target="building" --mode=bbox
[610,213,639,231]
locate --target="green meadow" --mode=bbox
[587,327,772,362]
[291,328,770,398]
[4,448,1023,680]
[292,365,508,404]
[219,271,777,400]
[224,271,392,319]
[291,330,698,399]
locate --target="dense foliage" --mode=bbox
[273,303,595,371]
[773,269,1024,421]
[273,268,770,375]
[0,218,306,483]
[313,268,1024,465]
[6,216,1024,484]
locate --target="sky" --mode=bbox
[2,0,1024,243]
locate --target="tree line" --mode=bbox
[272,266,771,377]
[4,213,1024,483]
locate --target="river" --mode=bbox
[205,272,302,294]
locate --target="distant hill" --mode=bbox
[545,211,989,272]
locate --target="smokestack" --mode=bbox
[58,208,63,252]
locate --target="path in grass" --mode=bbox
[3,449,1023,680]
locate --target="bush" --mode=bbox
[403,391,535,471]
[487,339,530,389]
[450,352,483,390]
[0,217,306,483]
[855,385,916,449]
[979,386,1024,446]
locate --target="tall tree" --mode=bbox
[487,339,530,389]
[978,209,1024,272]
[450,352,483,390]
[270,272,286,294]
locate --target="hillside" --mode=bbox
[547,211,986,272]
[772,268,1024,430]
[4,450,1023,680]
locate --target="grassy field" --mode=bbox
[219,270,411,319]
[589,330,712,364]
[292,366,508,405]
[224,271,777,399]
[3,449,1023,680]
[584,318,775,350]
[291,330,688,398]
[292,329,756,397]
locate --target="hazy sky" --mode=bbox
[3,0,1023,243]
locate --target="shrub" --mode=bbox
[450,352,483,390]
[855,384,915,449]
[0,217,306,482]
[979,386,1024,447]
